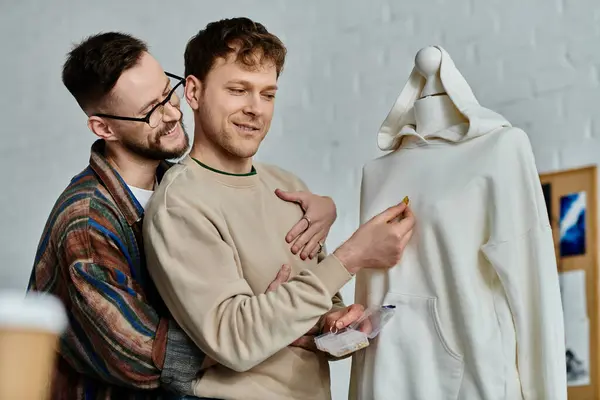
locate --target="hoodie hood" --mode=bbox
[377,46,511,151]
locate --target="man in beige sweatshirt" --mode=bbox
[143,17,415,400]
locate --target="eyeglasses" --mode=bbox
[94,72,185,128]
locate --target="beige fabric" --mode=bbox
[144,156,352,400]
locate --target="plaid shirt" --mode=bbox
[28,140,205,400]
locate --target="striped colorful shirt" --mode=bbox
[28,140,205,400]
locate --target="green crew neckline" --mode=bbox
[192,157,256,176]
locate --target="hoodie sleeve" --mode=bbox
[480,128,566,399]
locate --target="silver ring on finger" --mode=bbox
[302,215,312,229]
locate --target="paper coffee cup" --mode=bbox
[0,290,68,400]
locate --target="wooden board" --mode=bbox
[540,165,597,399]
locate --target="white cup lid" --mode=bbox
[0,290,68,334]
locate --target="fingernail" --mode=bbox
[291,247,298,253]
[336,321,343,329]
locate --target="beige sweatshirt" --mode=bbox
[143,156,352,400]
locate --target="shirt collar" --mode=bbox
[89,139,171,225]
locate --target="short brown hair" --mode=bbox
[62,32,148,111]
[184,17,287,81]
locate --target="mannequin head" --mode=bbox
[415,46,445,98]
[413,46,466,136]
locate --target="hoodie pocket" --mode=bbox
[371,292,464,400]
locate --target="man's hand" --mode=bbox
[334,202,415,275]
[265,264,319,352]
[275,189,337,261]
[265,264,291,293]
[321,304,369,334]
[289,324,320,352]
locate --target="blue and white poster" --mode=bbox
[559,191,587,257]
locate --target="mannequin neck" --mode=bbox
[414,94,467,137]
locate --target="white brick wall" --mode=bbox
[2,0,599,398]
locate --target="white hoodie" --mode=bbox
[349,46,566,400]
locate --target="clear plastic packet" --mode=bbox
[314,328,370,357]
[348,304,396,339]
[314,304,396,357]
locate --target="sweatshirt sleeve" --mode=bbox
[143,205,352,373]
[316,245,347,330]
[480,129,566,399]
[292,174,347,328]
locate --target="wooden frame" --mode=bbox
[540,165,598,399]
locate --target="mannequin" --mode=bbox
[349,46,566,400]
[413,47,467,137]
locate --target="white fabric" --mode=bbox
[376,45,510,151]
[128,185,154,211]
[350,47,566,400]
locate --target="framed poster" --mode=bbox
[540,165,597,400]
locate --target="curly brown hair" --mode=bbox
[184,17,287,82]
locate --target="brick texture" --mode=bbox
[2,0,599,398]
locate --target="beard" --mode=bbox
[122,120,190,161]
[196,102,265,160]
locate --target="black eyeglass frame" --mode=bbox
[93,72,185,126]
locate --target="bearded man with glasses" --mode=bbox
[27,32,341,399]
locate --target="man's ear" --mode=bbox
[185,75,203,111]
[87,116,118,142]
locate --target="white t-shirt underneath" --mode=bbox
[128,185,154,211]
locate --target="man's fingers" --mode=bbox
[265,264,291,293]
[306,233,327,260]
[335,304,365,329]
[299,231,326,260]
[393,209,416,238]
[374,202,407,224]
[356,315,374,334]
[322,309,347,333]
[322,305,366,333]
[276,264,292,282]
[286,219,310,244]
[400,206,415,225]
[275,189,307,211]
[276,189,312,243]
[291,222,319,256]
[398,226,414,250]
